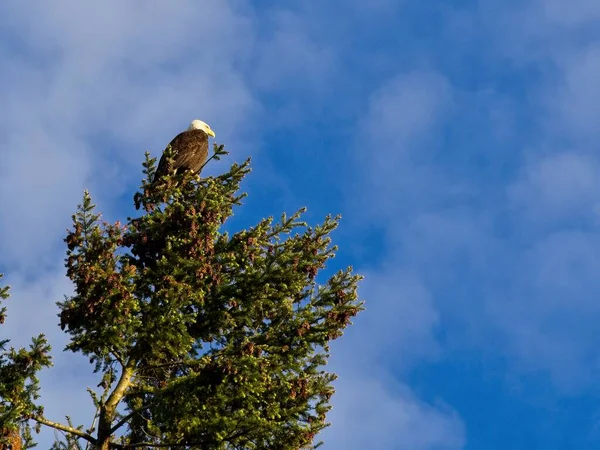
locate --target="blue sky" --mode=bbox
[0,0,599,448]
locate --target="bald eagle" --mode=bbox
[152,119,216,185]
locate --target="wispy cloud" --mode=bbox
[320,69,469,448]
[0,1,259,271]
[355,71,455,218]
[323,268,465,449]
[5,0,600,448]
[0,2,258,447]
[1,2,433,448]
[325,373,465,450]
[509,152,600,221]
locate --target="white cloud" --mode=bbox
[251,9,336,94]
[323,266,465,449]
[352,71,456,221]
[324,374,465,450]
[324,66,471,438]
[483,230,600,391]
[336,268,441,372]
[320,70,467,448]
[339,12,600,403]
[530,0,600,27]
[551,44,600,138]
[509,151,600,221]
[0,2,260,447]
[0,1,259,271]
[364,71,451,152]
[20,0,600,447]
[0,3,454,449]
[420,0,600,393]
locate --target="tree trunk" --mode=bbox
[96,363,136,450]
[0,428,21,450]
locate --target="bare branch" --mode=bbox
[32,416,96,444]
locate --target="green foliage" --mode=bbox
[3,142,364,449]
[0,274,53,449]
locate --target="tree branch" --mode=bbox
[105,359,136,412]
[32,416,96,444]
[115,440,207,449]
[115,427,252,449]
[136,360,188,371]
[110,350,124,367]
[109,403,152,435]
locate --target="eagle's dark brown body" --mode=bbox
[153,128,209,184]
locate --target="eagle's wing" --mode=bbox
[153,129,209,184]
[172,129,209,174]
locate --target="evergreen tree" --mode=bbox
[0,143,364,449]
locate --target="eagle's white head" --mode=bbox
[188,119,215,137]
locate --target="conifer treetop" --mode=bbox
[2,142,365,450]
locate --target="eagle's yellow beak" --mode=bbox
[207,128,216,138]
